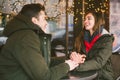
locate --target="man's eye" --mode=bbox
[45,17,49,21]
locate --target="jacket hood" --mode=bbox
[3,14,43,37]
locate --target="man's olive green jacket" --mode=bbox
[0,14,69,80]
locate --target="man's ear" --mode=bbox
[32,17,37,24]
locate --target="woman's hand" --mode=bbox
[70,52,86,64]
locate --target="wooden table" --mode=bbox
[61,71,98,80]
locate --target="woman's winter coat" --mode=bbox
[76,29,114,80]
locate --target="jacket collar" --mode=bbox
[3,14,45,37]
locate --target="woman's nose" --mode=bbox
[84,20,87,25]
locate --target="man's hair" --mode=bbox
[19,3,45,19]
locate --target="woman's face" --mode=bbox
[84,13,95,32]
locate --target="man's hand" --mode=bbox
[65,60,79,71]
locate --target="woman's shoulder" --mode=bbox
[100,28,114,39]
[99,34,114,43]
[101,28,110,35]
[96,29,114,43]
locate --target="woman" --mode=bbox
[70,11,114,80]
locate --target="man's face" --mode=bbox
[33,10,48,33]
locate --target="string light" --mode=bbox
[0,0,109,28]
[0,0,74,28]
[74,0,109,28]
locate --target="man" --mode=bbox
[0,3,78,80]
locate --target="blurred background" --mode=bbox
[0,0,120,56]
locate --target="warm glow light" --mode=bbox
[74,0,109,24]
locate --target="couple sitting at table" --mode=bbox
[0,3,114,80]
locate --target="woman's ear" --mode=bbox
[32,17,37,24]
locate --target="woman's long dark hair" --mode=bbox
[74,11,105,53]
